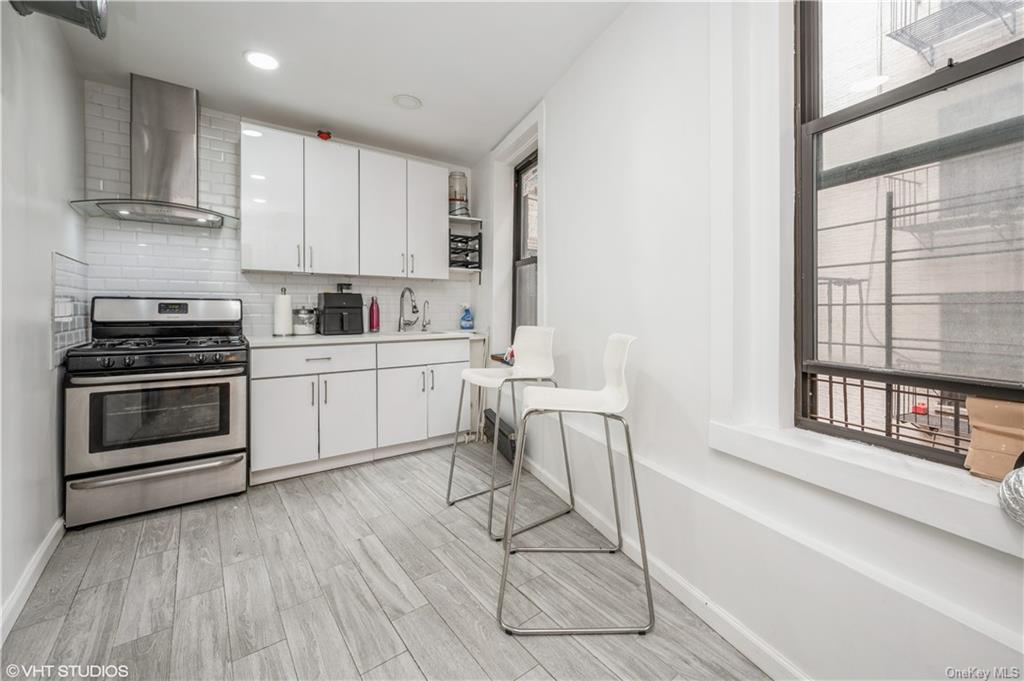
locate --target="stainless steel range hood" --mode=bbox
[71,75,238,229]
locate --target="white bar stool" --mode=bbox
[445,326,574,541]
[497,334,655,636]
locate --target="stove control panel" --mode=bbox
[190,352,228,365]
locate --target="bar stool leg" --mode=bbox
[603,416,623,551]
[618,415,655,632]
[498,411,655,636]
[490,384,575,541]
[446,380,512,506]
[485,383,506,536]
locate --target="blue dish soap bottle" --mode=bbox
[459,304,474,330]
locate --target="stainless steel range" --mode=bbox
[63,297,248,527]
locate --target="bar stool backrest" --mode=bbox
[511,326,555,379]
[601,333,637,414]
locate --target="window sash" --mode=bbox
[513,151,539,331]
[794,4,1024,458]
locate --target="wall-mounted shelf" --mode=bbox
[449,266,482,284]
[449,215,483,226]
[449,214,483,285]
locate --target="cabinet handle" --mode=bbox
[411,253,415,274]
[305,357,331,362]
[430,368,435,390]
[309,246,313,271]
[311,381,315,406]
[401,253,406,273]
[323,379,327,404]
[297,244,301,269]
[421,371,426,392]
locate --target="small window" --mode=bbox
[795,1,1023,465]
[513,151,539,331]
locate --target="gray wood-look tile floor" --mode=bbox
[2,443,768,681]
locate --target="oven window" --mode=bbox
[89,384,230,453]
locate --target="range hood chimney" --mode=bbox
[71,74,238,229]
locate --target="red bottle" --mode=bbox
[369,296,380,333]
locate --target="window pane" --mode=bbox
[514,261,537,329]
[822,0,1023,115]
[814,62,1024,383]
[518,163,539,258]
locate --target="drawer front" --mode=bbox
[251,344,376,379]
[377,339,470,369]
[65,452,246,527]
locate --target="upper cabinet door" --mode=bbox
[407,160,450,280]
[240,123,304,273]
[359,150,407,277]
[304,138,359,275]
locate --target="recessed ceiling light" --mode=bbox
[196,217,208,223]
[850,74,890,92]
[245,51,279,71]
[118,209,130,215]
[392,94,423,110]
[253,198,267,204]
[250,173,266,180]
[242,129,263,138]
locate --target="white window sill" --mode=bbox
[708,420,1023,558]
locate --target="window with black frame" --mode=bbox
[513,151,539,332]
[795,1,1023,466]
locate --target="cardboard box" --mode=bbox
[965,396,1024,481]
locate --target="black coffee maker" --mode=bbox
[318,287,364,335]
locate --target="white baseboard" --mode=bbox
[523,458,805,681]
[249,432,469,485]
[2,517,65,644]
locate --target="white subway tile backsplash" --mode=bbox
[83,80,474,337]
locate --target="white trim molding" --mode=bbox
[1,517,64,643]
[709,421,1023,558]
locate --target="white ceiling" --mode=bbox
[59,2,625,165]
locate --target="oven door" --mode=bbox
[65,366,247,476]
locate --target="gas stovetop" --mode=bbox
[66,297,248,375]
[79,335,247,352]
[65,335,248,373]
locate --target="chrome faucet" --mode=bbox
[421,300,431,332]
[398,287,419,332]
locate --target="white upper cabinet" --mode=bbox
[407,160,450,280]
[304,138,359,275]
[240,123,304,272]
[359,149,408,277]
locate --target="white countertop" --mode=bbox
[248,330,485,349]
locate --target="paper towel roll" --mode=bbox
[273,288,292,336]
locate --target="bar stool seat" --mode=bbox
[522,385,625,416]
[461,367,515,389]
[445,326,575,541]
[497,333,655,636]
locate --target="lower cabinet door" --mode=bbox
[377,365,428,448]
[250,375,319,471]
[319,370,377,458]
[427,362,470,438]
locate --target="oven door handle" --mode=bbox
[69,366,246,385]
[68,454,245,490]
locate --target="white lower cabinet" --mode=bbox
[319,370,377,458]
[378,361,469,447]
[251,375,319,471]
[251,369,377,471]
[377,365,429,447]
[428,362,470,438]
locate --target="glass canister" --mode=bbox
[292,306,317,335]
[449,171,469,216]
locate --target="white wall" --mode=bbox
[1,5,85,635]
[509,3,1023,679]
